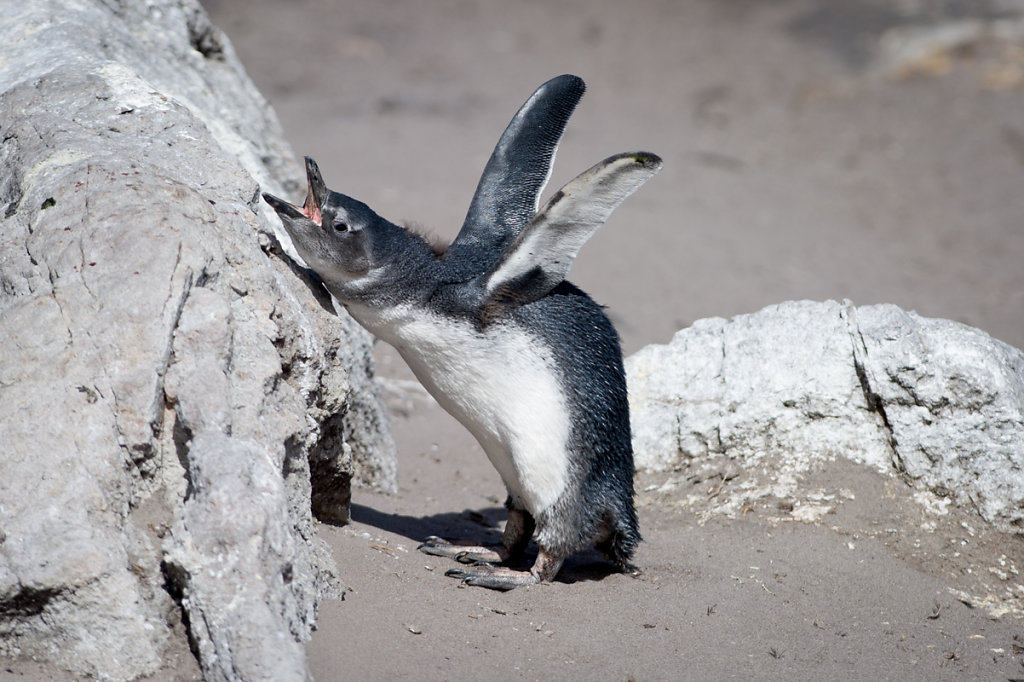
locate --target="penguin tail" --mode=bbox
[596,510,641,572]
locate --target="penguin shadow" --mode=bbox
[350,503,621,585]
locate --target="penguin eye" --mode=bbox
[332,220,349,233]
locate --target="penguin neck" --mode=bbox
[326,235,446,341]
[323,227,439,301]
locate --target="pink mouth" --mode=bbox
[300,202,322,224]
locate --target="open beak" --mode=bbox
[262,155,329,224]
[262,190,304,220]
[303,156,328,224]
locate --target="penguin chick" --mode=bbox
[264,75,661,590]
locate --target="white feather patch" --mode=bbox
[345,302,571,515]
[486,152,661,297]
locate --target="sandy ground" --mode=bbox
[202,1,1024,680]
[7,1,1024,680]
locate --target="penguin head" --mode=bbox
[264,157,432,302]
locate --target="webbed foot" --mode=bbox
[418,537,505,564]
[444,563,540,591]
[445,546,565,590]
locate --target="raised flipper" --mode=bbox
[445,75,586,269]
[478,151,662,322]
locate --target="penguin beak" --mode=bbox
[302,156,327,225]
[262,191,305,220]
[262,156,330,226]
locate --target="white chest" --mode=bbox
[346,302,571,514]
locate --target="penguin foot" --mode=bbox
[444,547,565,590]
[444,564,540,591]
[418,537,505,564]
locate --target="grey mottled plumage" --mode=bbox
[263,75,660,589]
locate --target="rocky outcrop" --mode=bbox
[0,1,395,680]
[627,300,1024,531]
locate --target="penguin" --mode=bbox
[263,75,661,590]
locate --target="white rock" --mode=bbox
[0,1,395,679]
[627,300,1024,531]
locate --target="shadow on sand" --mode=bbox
[350,502,622,585]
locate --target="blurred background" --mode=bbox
[207,0,1024,356]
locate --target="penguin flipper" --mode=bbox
[478,151,662,319]
[446,75,586,266]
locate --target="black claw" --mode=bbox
[455,551,476,564]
